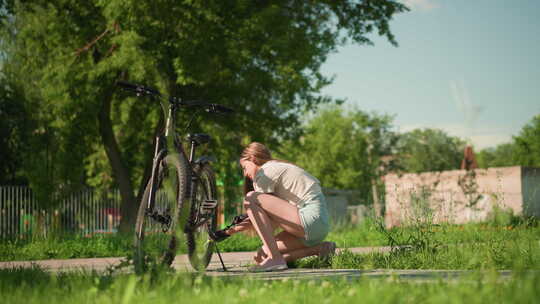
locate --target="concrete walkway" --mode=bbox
[0,246,517,281]
[0,246,392,273]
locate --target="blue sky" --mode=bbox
[320,0,540,149]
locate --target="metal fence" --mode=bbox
[0,186,121,239]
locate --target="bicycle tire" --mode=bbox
[133,153,190,274]
[186,163,218,271]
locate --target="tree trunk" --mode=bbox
[367,143,383,218]
[98,90,136,234]
[371,178,382,218]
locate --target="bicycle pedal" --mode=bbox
[202,200,218,210]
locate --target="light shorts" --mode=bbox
[298,192,330,247]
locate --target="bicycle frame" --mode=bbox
[145,96,184,213]
[116,81,230,236]
[118,81,231,271]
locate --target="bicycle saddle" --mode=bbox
[187,133,211,145]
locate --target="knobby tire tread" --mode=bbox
[186,164,218,271]
[133,152,190,273]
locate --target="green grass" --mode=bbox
[0,218,385,261]
[0,234,133,261]
[293,219,540,270]
[2,217,539,273]
[0,267,538,304]
[0,232,263,261]
[2,218,539,303]
[326,219,388,248]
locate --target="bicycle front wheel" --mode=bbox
[133,153,190,274]
[187,163,218,271]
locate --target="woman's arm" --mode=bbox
[226,217,253,234]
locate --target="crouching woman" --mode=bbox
[216,142,336,272]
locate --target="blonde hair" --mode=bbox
[240,142,272,166]
[240,142,295,194]
[241,142,272,194]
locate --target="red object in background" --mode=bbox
[103,208,120,217]
[461,145,478,170]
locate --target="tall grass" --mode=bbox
[0,232,264,261]
[0,234,132,261]
[1,266,538,304]
[0,220,384,261]
[2,216,539,270]
[295,214,540,270]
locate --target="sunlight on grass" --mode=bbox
[2,214,539,272]
[0,267,538,304]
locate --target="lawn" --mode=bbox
[2,216,539,304]
[1,216,539,271]
[1,266,538,304]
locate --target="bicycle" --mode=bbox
[116,81,233,273]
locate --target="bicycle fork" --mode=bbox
[137,136,167,239]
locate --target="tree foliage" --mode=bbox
[277,105,397,204]
[1,0,408,231]
[0,76,28,185]
[513,114,540,168]
[476,143,517,169]
[396,128,466,173]
[476,115,540,169]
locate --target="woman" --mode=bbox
[213,142,336,272]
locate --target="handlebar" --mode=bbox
[116,81,234,114]
[206,104,234,114]
[116,81,161,96]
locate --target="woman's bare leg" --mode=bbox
[244,192,285,265]
[254,231,330,264]
[255,245,329,263]
[282,243,333,262]
[244,192,305,267]
[254,230,304,263]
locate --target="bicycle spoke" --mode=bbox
[187,164,217,271]
[133,154,189,274]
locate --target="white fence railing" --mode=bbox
[0,186,121,239]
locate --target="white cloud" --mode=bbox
[400,0,439,11]
[450,79,484,129]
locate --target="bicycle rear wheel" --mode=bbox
[133,153,190,274]
[186,163,218,271]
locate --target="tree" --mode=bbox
[2,0,408,232]
[0,76,28,185]
[278,105,398,210]
[476,143,517,169]
[513,114,540,167]
[396,128,466,173]
[477,115,540,169]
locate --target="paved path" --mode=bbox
[0,247,392,272]
[0,246,516,281]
